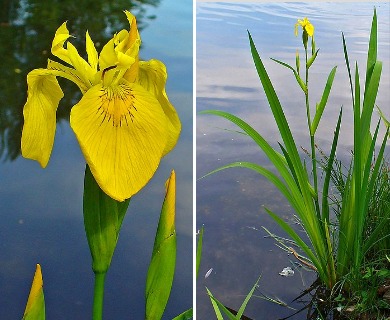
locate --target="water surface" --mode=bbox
[197,2,389,319]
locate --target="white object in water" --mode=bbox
[279,266,294,277]
[205,268,213,279]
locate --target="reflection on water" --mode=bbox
[197,2,389,319]
[0,0,192,319]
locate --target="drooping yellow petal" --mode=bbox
[305,21,314,37]
[138,60,181,156]
[51,22,73,65]
[70,81,169,201]
[294,22,299,36]
[21,69,64,167]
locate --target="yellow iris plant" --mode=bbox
[21,11,181,202]
[294,17,314,37]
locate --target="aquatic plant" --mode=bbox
[202,8,388,297]
[20,11,184,320]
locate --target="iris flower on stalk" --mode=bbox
[294,17,314,37]
[21,11,181,202]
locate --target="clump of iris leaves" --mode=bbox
[199,9,389,320]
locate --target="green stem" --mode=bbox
[304,48,320,217]
[93,272,106,320]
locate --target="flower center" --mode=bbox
[97,83,137,127]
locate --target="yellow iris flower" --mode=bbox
[294,17,314,37]
[21,11,181,202]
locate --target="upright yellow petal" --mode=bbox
[70,81,169,201]
[21,69,64,167]
[138,60,181,156]
[86,30,99,72]
[51,22,73,65]
[99,38,117,71]
[66,42,95,85]
[124,10,141,54]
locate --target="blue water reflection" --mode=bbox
[197,2,389,319]
[0,0,192,319]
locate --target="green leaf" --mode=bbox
[310,66,337,135]
[306,49,319,69]
[206,276,261,320]
[321,107,342,223]
[145,171,177,320]
[377,106,390,128]
[271,58,307,93]
[22,264,45,320]
[206,288,225,320]
[83,165,130,273]
[172,308,193,320]
[236,275,261,319]
[202,161,296,212]
[196,226,204,279]
[264,208,321,274]
[361,61,382,139]
[364,8,377,94]
[342,32,354,105]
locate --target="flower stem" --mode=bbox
[93,272,106,320]
[304,48,320,216]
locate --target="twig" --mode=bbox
[289,247,317,271]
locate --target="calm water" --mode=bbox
[197,2,389,319]
[0,0,192,319]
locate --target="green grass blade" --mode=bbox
[377,106,390,128]
[361,61,382,141]
[278,143,300,191]
[342,32,354,105]
[364,8,377,94]
[206,287,234,320]
[311,66,337,135]
[264,208,322,276]
[362,129,389,255]
[201,161,296,211]
[321,107,343,223]
[336,167,354,276]
[236,275,262,318]
[196,226,204,279]
[199,110,302,202]
[360,121,381,215]
[172,308,193,320]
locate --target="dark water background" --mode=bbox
[196,2,389,319]
[0,0,193,319]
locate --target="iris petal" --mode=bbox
[99,38,117,71]
[21,69,64,167]
[51,22,73,65]
[70,81,169,201]
[138,60,181,156]
[86,31,98,72]
[47,59,89,93]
